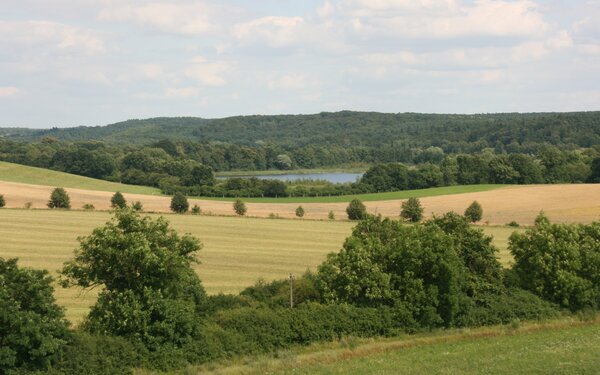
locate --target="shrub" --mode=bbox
[0,258,71,372]
[400,197,423,222]
[131,201,143,212]
[0,194,5,208]
[23,202,32,209]
[110,191,127,209]
[328,211,335,220]
[464,201,483,223]
[191,205,201,215]
[170,193,189,213]
[509,214,600,310]
[82,203,95,211]
[507,221,520,227]
[346,199,366,220]
[233,199,247,216]
[60,209,206,348]
[295,206,305,218]
[48,187,71,209]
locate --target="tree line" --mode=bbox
[2,209,599,373]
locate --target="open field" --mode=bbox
[0,161,160,195]
[183,318,600,375]
[1,177,598,225]
[0,209,520,323]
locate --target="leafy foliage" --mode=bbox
[110,191,127,209]
[47,187,71,209]
[170,193,189,213]
[400,197,424,222]
[0,194,5,208]
[60,210,206,346]
[0,258,70,372]
[346,199,367,220]
[510,214,600,310]
[295,205,305,218]
[464,201,483,222]
[233,199,247,216]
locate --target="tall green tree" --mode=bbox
[0,194,5,208]
[400,197,424,222]
[110,191,127,209]
[233,199,247,216]
[464,201,483,223]
[1,258,71,372]
[346,199,367,220]
[47,187,71,209]
[60,209,205,346]
[170,193,189,213]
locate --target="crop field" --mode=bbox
[188,318,600,375]
[0,209,520,324]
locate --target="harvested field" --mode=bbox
[0,209,519,323]
[0,180,598,225]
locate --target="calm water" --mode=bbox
[219,172,363,184]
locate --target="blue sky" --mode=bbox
[1,0,599,128]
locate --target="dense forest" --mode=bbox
[1,111,599,197]
[2,111,600,149]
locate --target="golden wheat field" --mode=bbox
[0,209,520,324]
[0,180,598,225]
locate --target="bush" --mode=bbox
[52,333,146,375]
[23,202,32,209]
[131,201,143,212]
[47,187,71,209]
[191,205,201,215]
[346,199,366,220]
[400,197,423,222]
[170,193,189,213]
[233,199,247,216]
[510,214,600,310]
[464,201,483,223]
[60,209,206,348]
[328,211,335,220]
[82,203,95,211]
[507,221,520,227]
[0,258,71,372]
[0,194,5,208]
[295,206,305,218]
[110,191,127,209]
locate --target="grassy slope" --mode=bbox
[198,185,506,203]
[0,161,160,195]
[0,160,505,203]
[0,209,520,323]
[187,319,600,375]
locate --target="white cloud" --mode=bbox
[99,2,218,35]
[165,86,199,98]
[267,74,317,90]
[138,63,165,79]
[0,87,20,98]
[184,57,230,86]
[233,16,305,47]
[0,20,104,53]
[338,0,548,39]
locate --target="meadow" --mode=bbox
[181,318,600,375]
[0,160,160,195]
[0,208,520,324]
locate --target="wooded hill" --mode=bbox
[2,111,600,149]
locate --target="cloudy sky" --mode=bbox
[1,0,599,128]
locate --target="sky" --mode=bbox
[1,0,599,128]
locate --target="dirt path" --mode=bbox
[0,181,598,225]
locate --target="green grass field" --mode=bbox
[0,161,160,195]
[186,319,600,375]
[198,185,506,203]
